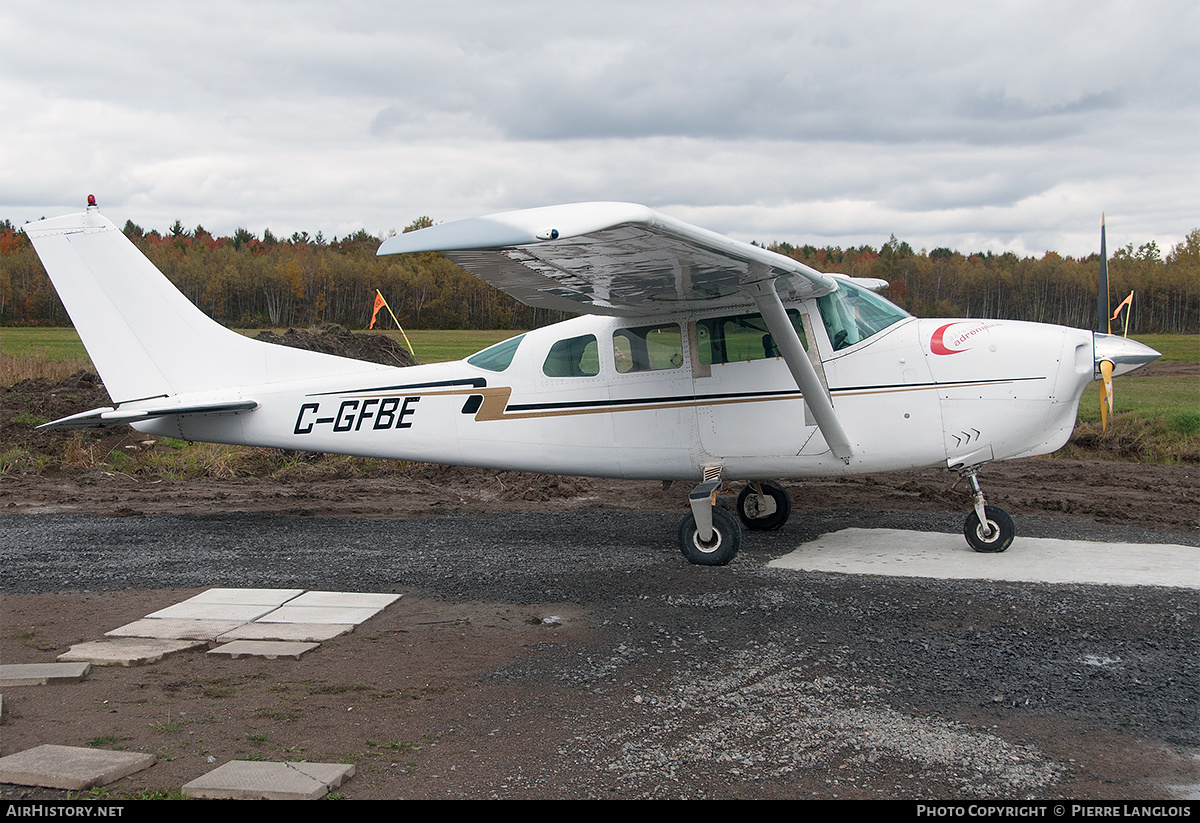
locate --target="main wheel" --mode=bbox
[736,481,792,531]
[678,506,742,566]
[964,506,1015,553]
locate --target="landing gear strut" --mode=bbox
[677,472,741,565]
[677,475,794,565]
[959,467,1014,552]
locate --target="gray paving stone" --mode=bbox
[207,640,319,659]
[287,591,400,609]
[0,744,154,790]
[182,588,304,606]
[145,602,277,621]
[182,760,354,799]
[258,604,383,624]
[217,622,354,642]
[57,638,206,666]
[106,617,245,639]
[0,662,90,686]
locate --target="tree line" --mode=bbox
[1,217,1196,334]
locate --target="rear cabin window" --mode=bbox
[613,323,684,373]
[467,334,525,372]
[542,334,599,377]
[695,310,807,366]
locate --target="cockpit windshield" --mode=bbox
[816,280,910,351]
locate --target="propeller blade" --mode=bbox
[1099,358,1114,432]
[1098,214,1110,334]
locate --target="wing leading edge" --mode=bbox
[376,202,838,317]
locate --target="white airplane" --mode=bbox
[23,198,1159,565]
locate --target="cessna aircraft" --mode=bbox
[22,198,1159,565]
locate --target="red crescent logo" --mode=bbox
[930,323,966,355]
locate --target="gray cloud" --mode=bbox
[1,1,1195,258]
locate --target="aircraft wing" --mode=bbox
[376,202,838,317]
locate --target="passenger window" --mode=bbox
[613,324,684,373]
[695,310,807,366]
[467,334,525,372]
[542,334,599,377]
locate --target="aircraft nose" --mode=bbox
[1094,333,1160,378]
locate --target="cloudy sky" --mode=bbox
[2,1,1196,258]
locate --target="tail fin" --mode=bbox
[23,204,386,404]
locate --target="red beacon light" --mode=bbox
[86,194,97,208]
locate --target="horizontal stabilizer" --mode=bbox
[39,400,259,430]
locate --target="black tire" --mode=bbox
[678,506,742,566]
[964,506,1015,553]
[736,481,792,531]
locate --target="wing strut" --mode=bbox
[746,279,853,460]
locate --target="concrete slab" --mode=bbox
[0,744,154,790]
[0,662,90,686]
[144,602,277,621]
[217,622,355,642]
[286,591,400,609]
[208,640,320,659]
[181,588,304,606]
[106,617,245,640]
[769,528,1200,588]
[57,638,206,666]
[182,760,354,799]
[258,605,384,624]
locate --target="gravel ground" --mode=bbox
[1,505,1197,800]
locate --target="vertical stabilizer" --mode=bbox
[23,204,388,404]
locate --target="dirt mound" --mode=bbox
[254,323,417,367]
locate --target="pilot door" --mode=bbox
[691,307,823,460]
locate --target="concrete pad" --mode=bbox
[0,662,90,686]
[182,759,354,800]
[769,528,1200,588]
[145,602,277,621]
[58,638,206,666]
[258,605,385,624]
[286,591,401,609]
[0,744,154,790]
[208,640,320,659]
[181,588,304,606]
[106,617,246,640]
[218,622,355,642]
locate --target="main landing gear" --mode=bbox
[960,466,1014,553]
[677,476,794,565]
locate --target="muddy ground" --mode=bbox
[1,359,1198,800]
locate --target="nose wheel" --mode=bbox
[960,467,1014,553]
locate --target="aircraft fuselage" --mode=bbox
[133,306,1096,483]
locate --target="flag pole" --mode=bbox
[372,289,415,359]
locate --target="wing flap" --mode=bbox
[378,202,838,317]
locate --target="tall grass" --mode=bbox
[0,349,93,382]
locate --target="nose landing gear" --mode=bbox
[960,467,1014,553]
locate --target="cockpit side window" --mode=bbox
[467,334,525,372]
[542,334,599,377]
[613,323,684,373]
[816,280,910,351]
[695,310,807,366]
